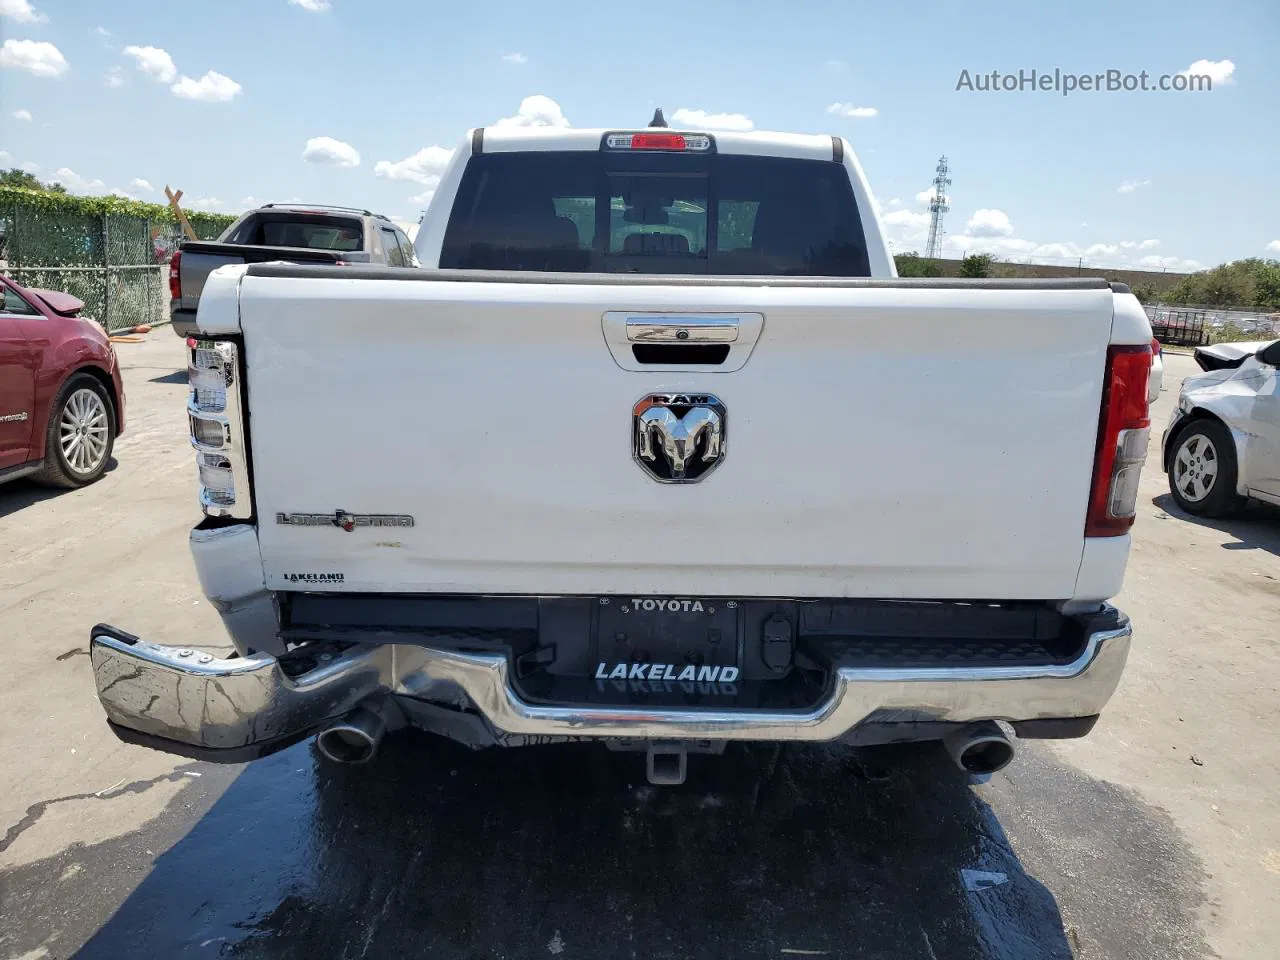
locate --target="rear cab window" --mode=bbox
[440,145,869,276]
[379,226,406,266]
[225,213,364,252]
[395,228,418,266]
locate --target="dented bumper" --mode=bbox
[90,614,1132,762]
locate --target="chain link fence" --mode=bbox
[5,264,169,331]
[0,194,234,331]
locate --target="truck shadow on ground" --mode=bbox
[1152,492,1280,560]
[1,738,1209,960]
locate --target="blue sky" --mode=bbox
[2,0,1277,270]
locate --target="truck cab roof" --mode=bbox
[473,126,844,162]
[415,123,888,275]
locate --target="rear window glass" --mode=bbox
[228,214,364,251]
[440,150,869,276]
[379,226,406,266]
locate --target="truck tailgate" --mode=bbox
[238,274,1117,600]
[178,242,347,311]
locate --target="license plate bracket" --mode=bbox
[594,597,739,680]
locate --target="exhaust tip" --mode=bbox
[957,736,1014,774]
[945,721,1015,775]
[315,707,386,764]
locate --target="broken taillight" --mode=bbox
[188,337,252,519]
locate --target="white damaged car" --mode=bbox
[1163,339,1280,516]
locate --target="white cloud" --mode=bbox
[0,150,9,163]
[123,44,176,83]
[929,230,1202,272]
[881,209,931,230]
[886,197,901,208]
[52,167,105,193]
[288,0,331,10]
[374,145,454,186]
[129,178,154,193]
[171,70,242,102]
[879,198,1195,272]
[1267,240,1280,254]
[1137,254,1204,271]
[0,0,47,24]
[302,136,360,167]
[108,187,133,199]
[104,65,123,87]
[20,160,39,173]
[501,52,528,65]
[670,108,754,132]
[1181,58,1235,86]
[0,39,68,77]
[1022,241,1072,258]
[185,196,224,211]
[914,187,953,206]
[410,189,436,207]
[95,26,110,36]
[1117,178,1150,194]
[494,94,569,128]
[966,209,1015,237]
[13,108,32,121]
[826,103,878,118]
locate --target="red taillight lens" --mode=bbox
[631,133,686,150]
[169,250,182,301]
[1086,344,1153,536]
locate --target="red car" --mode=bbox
[0,276,126,488]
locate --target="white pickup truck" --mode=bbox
[91,120,1152,784]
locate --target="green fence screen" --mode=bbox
[0,188,237,331]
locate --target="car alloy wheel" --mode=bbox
[59,387,111,475]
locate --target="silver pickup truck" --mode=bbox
[168,204,417,337]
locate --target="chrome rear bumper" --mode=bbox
[90,617,1132,761]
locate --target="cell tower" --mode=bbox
[924,155,950,260]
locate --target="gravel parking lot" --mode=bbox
[1,334,1277,960]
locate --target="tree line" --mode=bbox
[1139,258,1280,311]
[894,251,1280,312]
[0,168,69,194]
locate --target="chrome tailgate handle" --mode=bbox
[626,317,740,343]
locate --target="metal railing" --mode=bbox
[1146,307,1209,346]
[1146,303,1278,345]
